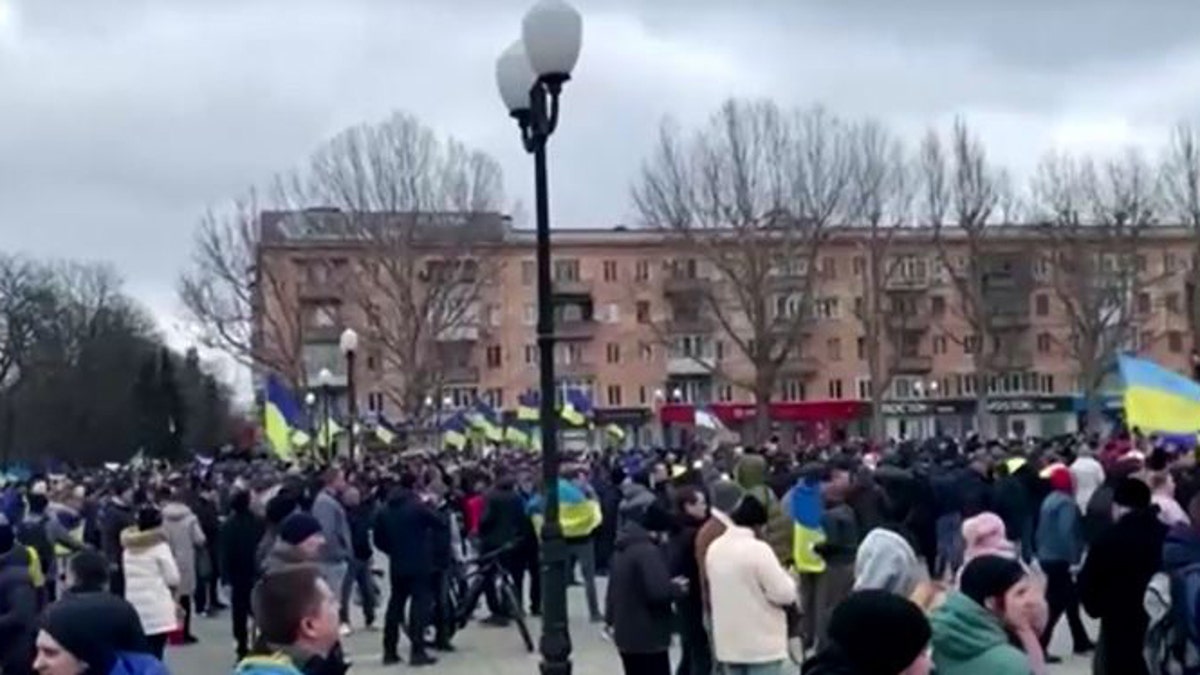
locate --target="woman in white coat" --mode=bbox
[160,487,206,643]
[122,505,180,659]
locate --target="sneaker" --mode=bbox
[409,653,438,667]
[182,635,200,645]
[339,623,353,637]
[382,654,402,666]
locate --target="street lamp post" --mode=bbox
[495,3,582,674]
[317,367,334,463]
[304,392,317,454]
[340,328,359,462]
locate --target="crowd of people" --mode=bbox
[0,430,1198,675]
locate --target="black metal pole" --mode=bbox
[346,350,357,462]
[528,80,571,675]
[323,385,332,464]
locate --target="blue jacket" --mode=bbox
[110,653,169,675]
[1036,490,1083,565]
[234,653,304,675]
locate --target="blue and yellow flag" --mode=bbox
[528,479,603,539]
[264,376,301,460]
[560,388,591,426]
[789,480,827,574]
[442,413,468,450]
[504,425,530,448]
[517,391,540,421]
[468,402,504,442]
[604,424,626,442]
[1119,354,1200,434]
[374,415,397,445]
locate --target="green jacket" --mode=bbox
[930,592,1032,675]
[733,455,792,565]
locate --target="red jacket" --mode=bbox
[464,494,485,536]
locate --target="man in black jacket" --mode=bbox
[374,473,442,666]
[220,490,265,660]
[478,474,530,623]
[339,485,376,631]
[99,480,135,597]
[0,520,37,675]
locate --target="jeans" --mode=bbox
[1040,560,1091,651]
[340,557,377,627]
[620,651,671,675]
[721,661,782,675]
[383,573,431,658]
[934,513,964,579]
[566,539,600,620]
[230,585,252,659]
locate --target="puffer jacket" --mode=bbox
[121,528,180,636]
[735,455,793,564]
[161,501,206,596]
[0,546,37,675]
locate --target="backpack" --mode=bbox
[17,515,53,575]
[1145,563,1200,675]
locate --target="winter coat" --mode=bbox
[0,546,37,675]
[667,513,705,626]
[705,524,797,664]
[616,482,656,531]
[373,488,442,577]
[310,490,351,566]
[853,526,920,597]
[817,502,858,566]
[1070,456,1105,513]
[479,486,529,553]
[345,503,374,561]
[161,501,206,596]
[1079,506,1167,675]
[694,511,728,612]
[220,510,265,590]
[101,499,135,567]
[604,522,678,654]
[1035,491,1083,565]
[735,455,793,565]
[929,591,1030,675]
[121,527,181,637]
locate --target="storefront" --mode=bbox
[593,407,654,449]
[880,396,1082,440]
[659,400,869,446]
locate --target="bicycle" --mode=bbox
[447,544,534,653]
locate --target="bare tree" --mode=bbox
[925,119,1006,435]
[288,112,506,420]
[845,121,915,439]
[1031,151,1165,429]
[632,99,854,440]
[1161,122,1200,354]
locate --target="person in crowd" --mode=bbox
[190,482,224,617]
[221,490,266,660]
[0,517,38,675]
[121,506,180,660]
[373,472,441,666]
[550,466,603,622]
[100,481,136,597]
[233,566,342,675]
[853,488,921,597]
[1034,465,1092,661]
[801,589,933,675]
[733,451,792,565]
[929,555,1047,675]
[62,550,111,595]
[1069,443,1105,515]
[959,512,1016,570]
[617,473,655,533]
[478,473,531,623]
[34,593,161,675]
[159,485,206,644]
[20,493,85,604]
[1078,475,1168,675]
[309,468,351,635]
[694,479,743,614]
[706,495,798,675]
[606,501,684,675]
[1148,468,1190,528]
[990,460,1038,562]
[810,461,858,648]
[338,485,376,632]
[667,485,710,675]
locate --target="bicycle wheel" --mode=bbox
[501,581,534,653]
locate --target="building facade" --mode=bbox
[255,208,1199,444]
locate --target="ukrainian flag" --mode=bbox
[528,479,603,539]
[789,479,827,574]
[517,391,540,421]
[504,425,530,448]
[443,413,468,450]
[561,388,591,426]
[1119,354,1200,434]
[468,403,504,442]
[317,418,342,449]
[264,376,301,460]
[375,415,397,445]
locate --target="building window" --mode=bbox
[521,260,535,285]
[606,343,621,364]
[827,379,844,399]
[820,257,837,279]
[857,337,866,360]
[1039,374,1055,394]
[636,301,651,323]
[602,260,618,282]
[366,350,379,372]
[367,392,384,412]
[638,386,648,405]
[933,335,947,355]
[602,303,620,323]
[718,384,734,402]
[716,340,725,360]
[964,335,980,354]
[1035,294,1049,317]
[486,345,502,368]
[854,296,865,317]
[827,337,841,361]
[485,388,504,408]
[1167,292,1182,314]
[524,344,537,365]
[1138,292,1152,315]
[781,379,805,402]
[1169,331,1184,353]
[852,256,866,275]
[523,303,536,325]
[634,260,650,282]
[553,259,580,282]
[639,342,653,361]
[606,385,622,406]
[1037,333,1052,354]
[1165,251,1181,274]
[931,295,946,317]
[814,297,840,319]
[856,378,872,400]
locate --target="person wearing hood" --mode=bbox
[733,453,792,565]
[667,486,710,675]
[618,473,657,532]
[929,555,1047,675]
[853,487,921,598]
[158,486,206,644]
[1034,466,1092,661]
[1069,444,1105,515]
[20,493,85,604]
[801,590,932,675]
[221,490,266,660]
[33,592,159,675]
[373,473,441,666]
[120,506,180,659]
[605,501,685,675]
[0,518,38,675]
[100,481,136,598]
[1078,476,1168,675]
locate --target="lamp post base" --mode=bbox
[538,528,572,675]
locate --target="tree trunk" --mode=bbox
[753,371,773,445]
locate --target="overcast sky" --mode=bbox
[3,0,1200,380]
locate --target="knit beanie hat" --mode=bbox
[1113,476,1151,510]
[826,590,931,675]
[42,594,141,674]
[959,554,1025,606]
[730,494,768,528]
[708,479,744,515]
[136,506,162,531]
[1047,466,1073,494]
[279,512,323,546]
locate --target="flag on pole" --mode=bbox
[374,415,398,445]
[442,413,468,450]
[468,402,504,442]
[504,425,530,448]
[517,391,540,421]
[264,376,302,460]
[604,424,626,441]
[1119,354,1200,434]
[560,388,591,426]
[695,406,725,431]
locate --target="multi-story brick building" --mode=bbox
[255,208,1198,445]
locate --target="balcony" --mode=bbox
[885,275,930,291]
[667,315,715,334]
[442,364,480,384]
[885,313,932,332]
[991,349,1034,371]
[667,355,717,376]
[552,278,592,297]
[894,355,934,373]
[988,312,1031,331]
[555,360,595,377]
[555,319,597,340]
[297,280,342,300]
[664,275,712,296]
[780,355,819,376]
[436,324,480,342]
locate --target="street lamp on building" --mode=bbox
[340,328,359,462]
[495,3,582,673]
[316,367,334,462]
[304,391,317,453]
